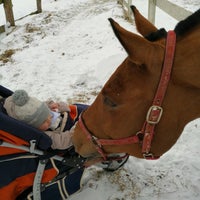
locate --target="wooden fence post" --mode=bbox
[0,25,5,33]
[148,0,156,24]
[3,0,15,26]
[148,0,192,24]
[36,0,42,13]
[156,0,192,21]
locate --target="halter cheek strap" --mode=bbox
[141,30,176,158]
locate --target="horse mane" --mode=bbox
[174,8,200,36]
[145,8,200,41]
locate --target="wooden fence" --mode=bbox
[0,0,42,33]
[117,0,193,24]
[117,0,132,21]
[148,0,192,24]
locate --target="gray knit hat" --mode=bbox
[4,90,50,128]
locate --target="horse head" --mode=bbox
[72,6,200,161]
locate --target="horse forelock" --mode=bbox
[145,28,167,41]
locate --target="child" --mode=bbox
[3,89,88,150]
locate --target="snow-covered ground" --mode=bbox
[0,0,200,199]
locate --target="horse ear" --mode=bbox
[108,18,159,66]
[131,5,158,37]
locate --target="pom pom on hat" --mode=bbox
[4,89,50,128]
[12,90,29,106]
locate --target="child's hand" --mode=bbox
[57,102,70,113]
[47,101,59,112]
[50,102,59,112]
[47,100,70,113]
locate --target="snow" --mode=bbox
[0,0,200,199]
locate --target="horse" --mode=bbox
[72,6,200,163]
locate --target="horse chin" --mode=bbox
[76,146,99,158]
[74,146,99,159]
[72,140,98,158]
[72,134,98,158]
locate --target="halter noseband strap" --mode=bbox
[78,30,176,161]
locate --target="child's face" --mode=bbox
[38,115,52,131]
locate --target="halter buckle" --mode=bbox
[146,105,163,124]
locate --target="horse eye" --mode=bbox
[104,97,117,107]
